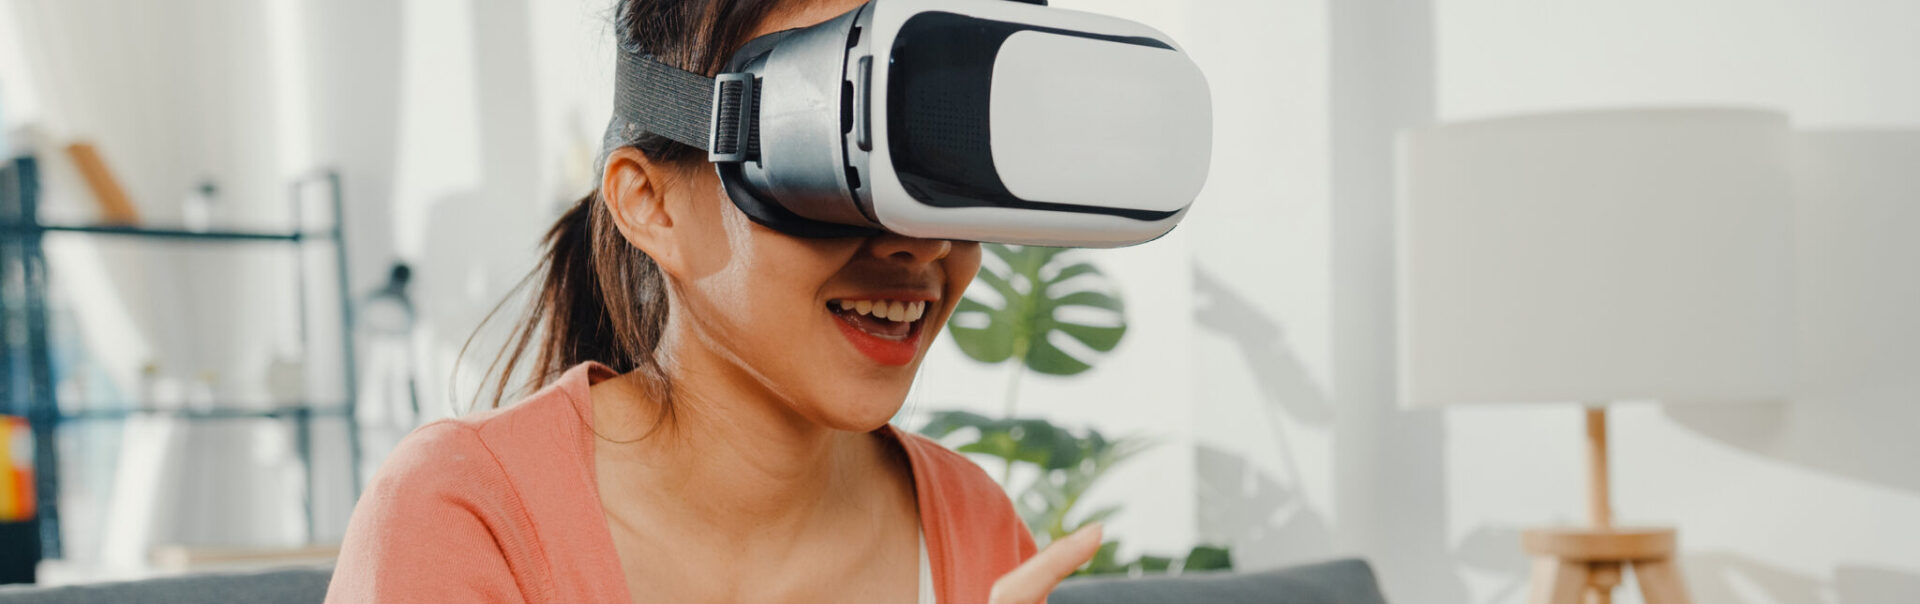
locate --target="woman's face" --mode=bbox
[637,0,981,432]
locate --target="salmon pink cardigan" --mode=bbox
[326,362,1036,603]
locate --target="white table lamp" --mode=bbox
[1396,107,1796,604]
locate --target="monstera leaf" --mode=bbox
[925,248,1233,576]
[948,244,1126,377]
[919,410,1152,540]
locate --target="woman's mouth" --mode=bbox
[827,298,929,366]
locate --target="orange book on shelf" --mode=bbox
[65,141,141,224]
[0,416,30,521]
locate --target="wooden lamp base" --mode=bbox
[1523,527,1687,604]
[1523,406,1692,604]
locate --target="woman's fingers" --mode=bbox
[988,523,1104,604]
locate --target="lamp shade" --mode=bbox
[1396,107,1795,407]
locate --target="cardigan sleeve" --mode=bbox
[325,422,541,603]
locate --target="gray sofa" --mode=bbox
[0,558,1386,603]
[0,566,333,603]
[1050,560,1388,604]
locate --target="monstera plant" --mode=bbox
[926,244,1232,576]
[948,244,1127,416]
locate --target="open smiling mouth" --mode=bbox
[826,298,930,366]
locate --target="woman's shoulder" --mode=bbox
[403,375,595,486]
[380,381,580,470]
[888,427,1009,503]
[362,374,580,505]
[329,373,611,602]
[887,428,1034,536]
[349,371,596,527]
[357,419,514,516]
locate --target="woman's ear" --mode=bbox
[602,147,686,274]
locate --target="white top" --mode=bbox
[917,529,936,604]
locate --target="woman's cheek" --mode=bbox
[947,242,983,292]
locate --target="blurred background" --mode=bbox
[0,0,1916,602]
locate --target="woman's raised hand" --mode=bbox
[987,524,1104,604]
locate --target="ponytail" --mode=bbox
[461,189,672,418]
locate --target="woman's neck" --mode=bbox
[588,345,900,548]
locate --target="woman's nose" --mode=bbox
[865,232,953,265]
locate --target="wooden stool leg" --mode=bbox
[1587,562,1620,604]
[1634,558,1691,604]
[1528,558,1591,604]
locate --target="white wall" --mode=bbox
[305,0,559,538]
[1326,1,1467,601]
[1435,0,1920,129]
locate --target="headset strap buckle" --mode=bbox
[708,73,757,163]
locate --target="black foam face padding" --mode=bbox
[717,164,881,239]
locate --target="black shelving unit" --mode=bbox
[0,155,362,562]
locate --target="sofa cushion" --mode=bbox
[0,558,1389,604]
[1049,558,1388,604]
[0,565,333,604]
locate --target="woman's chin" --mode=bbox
[799,386,912,432]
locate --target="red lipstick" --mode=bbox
[832,315,921,366]
[827,293,936,366]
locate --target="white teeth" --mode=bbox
[832,299,931,323]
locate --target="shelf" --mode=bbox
[54,406,352,422]
[0,223,323,243]
[2,158,363,558]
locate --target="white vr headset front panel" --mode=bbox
[989,31,1212,214]
[861,0,1210,247]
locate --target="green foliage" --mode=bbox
[948,244,1126,377]
[1080,542,1235,576]
[929,247,1233,576]
[919,411,1234,576]
[1182,545,1235,571]
[920,411,1149,535]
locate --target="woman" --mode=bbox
[324,0,1101,602]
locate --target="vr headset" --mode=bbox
[608,0,1213,248]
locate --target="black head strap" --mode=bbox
[608,52,715,150]
[607,51,763,163]
[605,44,874,239]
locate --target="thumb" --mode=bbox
[989,523,1104,604]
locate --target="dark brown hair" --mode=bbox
[461,0,782,417]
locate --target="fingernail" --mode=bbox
[1078,523,1104,540]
